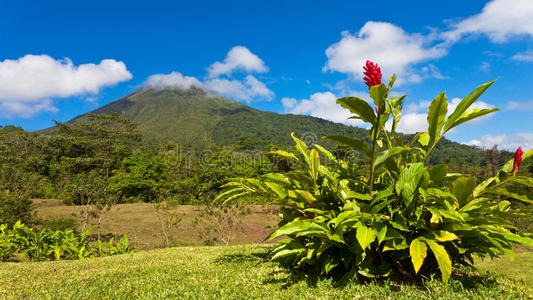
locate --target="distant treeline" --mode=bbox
[0,113,529,227]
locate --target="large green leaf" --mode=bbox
[291,132,310,163]
[390,95,406,134]
[410,238,427,274]
[345,191,373,201]
[293,190,317,206]
[499,232,533,247]
[336,97,376,125]
[264,182,287,199]
[489,188,533,204]
[431,230,459,242]
[334,211,361,228]
[396,162,426,207]
[309,149,320,181]
[268,220,327,240]
[356,224,377,250]
[325,135,370,157]
[451,176,476,206]
[426,240,452,283]
[268,150,297,160]
[271,248,304,261]
[313,144,338,164]
[443,79,496,133]
[369,84,388,108]
[445,108,499,133]
[429,164,448,185]
[427,92,448,146]
[418,132,430,147]
[373,147,409,168]
[262,173,291,185]
[509,176,533,187]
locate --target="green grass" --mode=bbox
[475,250,533,286]
[0,244,531,299]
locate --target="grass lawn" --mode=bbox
[0,244,531,299]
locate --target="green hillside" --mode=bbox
[41,87,504,166]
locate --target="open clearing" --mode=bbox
[34,199,279,249]
[0,244,532,299]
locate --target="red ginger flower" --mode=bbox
[513,147,523,175]
[363,60,382,88]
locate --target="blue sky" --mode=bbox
[1,0,532,150]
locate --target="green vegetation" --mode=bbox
[0,221,131,262]
[0,244,530,299]
[218,78,533,283]
[0,76,531,297]
[39,87,505,168]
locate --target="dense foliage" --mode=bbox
[217,71,533,282]
[0,221,132,262]
[40,87,503,165]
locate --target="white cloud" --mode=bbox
[207,46,268,78]
[204,75,273,102]
[444,0,533,43]
[0,99,57,119]
[392,113,429,134]
[144,46,274,103]
[323,22,447,84]
[507,100,533,110]
[282,91,367,127]
[144,71,202,89]
[281,97,298,109]
[0,54,132,117]
[479,62,491,72]
[466,133,533,151]
[511,51,533,62]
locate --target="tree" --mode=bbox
[55,113,142,239]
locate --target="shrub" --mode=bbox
[0,221,133,262]
[0,191,33,227]
[217,64,533,283]
[193,203,249,246]
[93,235,133,257]
[41,216,78,232]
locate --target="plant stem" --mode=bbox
[369,115,381,195]
[382,128,393,150]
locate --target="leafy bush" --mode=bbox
[217,68,533,283]
[41,216,78,232]
[0,221,133,262]
[0,191,33,227]
[93,235,133,257]
[0,224,17,261]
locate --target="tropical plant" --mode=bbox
[94,235,133,257]
[216,61,533,282]
[0,221,133,262]
[0,224,17,261]
[4,221,91,261]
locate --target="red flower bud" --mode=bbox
[513,147,523,175]
[375,107,379,115]
[363,60,382,88]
